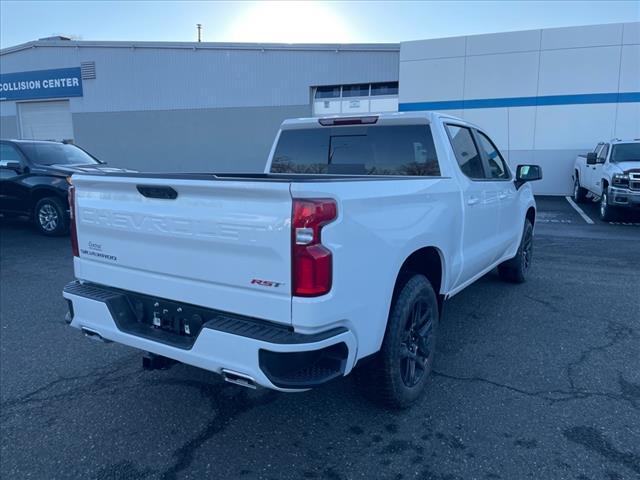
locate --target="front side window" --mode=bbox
[445,125,484,179]
[0,144,22,166]
[598,143,609,161]
[271,125,440,176]
[476,131,509,179]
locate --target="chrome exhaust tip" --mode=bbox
[222,369,257,389]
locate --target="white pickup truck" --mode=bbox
[573,139,640,221]
[63,112,541,408]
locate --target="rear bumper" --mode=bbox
[63,281,357,391]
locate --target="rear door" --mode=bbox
[72,175,293,325]
[445,124,501,285]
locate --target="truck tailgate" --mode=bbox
[71,175,292,325]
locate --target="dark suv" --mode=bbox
[0,140,130,235]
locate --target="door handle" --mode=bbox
[499,192,507,200]
[467,196,480,205]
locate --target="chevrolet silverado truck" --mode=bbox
[573,139,640,221]
[63,112,541,408]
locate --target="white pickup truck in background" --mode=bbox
[573,139,640,221]
[63,112,541,408]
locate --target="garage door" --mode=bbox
[18,100,74,142]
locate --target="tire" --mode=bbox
[34,196,69,236]
[599,187,617,222]
[498,219,533,284]
[355,274,439,409]
[573,175,588,203]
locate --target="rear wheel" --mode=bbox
[498,219,533,283]
[355,274,438,409]
[573,175,588,203]
[34,197,68,236]
[599,188,617,222]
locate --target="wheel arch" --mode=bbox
[392,246,445,317]
[31,187,68,212]
[526,206,536,227]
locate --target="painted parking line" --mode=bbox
[608,221,640,226]
[565,196,595,225]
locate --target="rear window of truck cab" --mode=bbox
[270,124,441,176]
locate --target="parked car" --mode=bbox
[0,139,131,235]
[63,112,541,408]
[573,139,640,221]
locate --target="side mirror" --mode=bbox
[0,161,22,172]
[515,164,542,189]
[586,152,597,165]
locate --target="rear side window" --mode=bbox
[445,125,484,179]
[270,125,440,176]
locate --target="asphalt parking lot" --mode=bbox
[1,196,639,480]
[535,195,640,230]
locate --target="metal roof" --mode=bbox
[1,39,400,56]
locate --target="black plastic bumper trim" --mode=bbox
[63,281,347,348]
[259,343,349,389]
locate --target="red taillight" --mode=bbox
[292,198,337,297]
[68,185,79,257]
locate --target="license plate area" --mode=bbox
[128,295,207,338]
[107,291,218,349]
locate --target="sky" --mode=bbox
[1,0,639,49]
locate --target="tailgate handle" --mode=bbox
[136,185,178,200]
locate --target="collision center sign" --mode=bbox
[0,67,83,101]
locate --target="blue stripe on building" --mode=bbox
[399,92,640,111]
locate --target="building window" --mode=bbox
[312,81,399,116]
[315,86,341,99]
[342,84,370,97]
[371,82,398,96]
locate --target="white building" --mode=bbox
[1,22,638,194]
[399,22,640,195]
